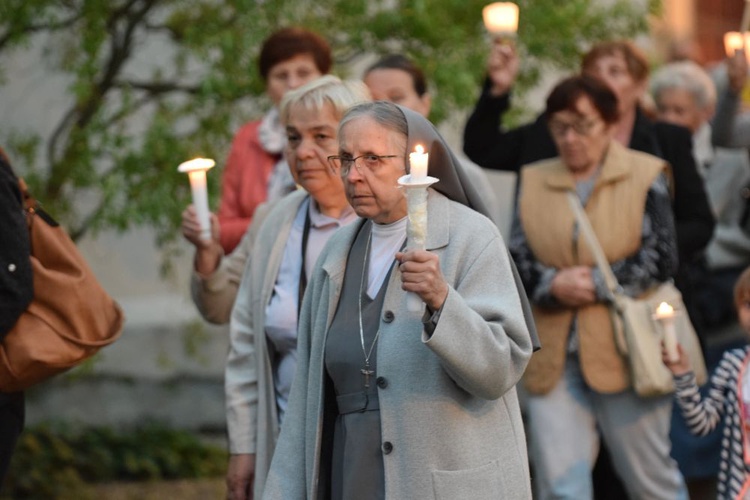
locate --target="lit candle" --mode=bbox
[408,145,429,182]
[723,32,750,64]
[483,2,519,38]
[654,302,679,363]
[399,145,438,313]
[178,157,216,241]
[724,31,746,56]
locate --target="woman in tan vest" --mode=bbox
[509,75,687,500]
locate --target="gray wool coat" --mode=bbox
[263,190,534,500]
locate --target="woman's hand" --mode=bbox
[182,205,223,275]
[550,266,597,307]
[226,453,256,500]
[487,40,520,97]
[396,249,448,312]
[182,205,220,248]
[661,342,691,376]
[727,49,748,94]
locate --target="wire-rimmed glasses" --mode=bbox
[327,154,399,176]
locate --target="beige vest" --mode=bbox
[520,142,666,395]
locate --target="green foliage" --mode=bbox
[0,0,660,253]
[2,422,227,499]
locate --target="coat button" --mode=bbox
[382,441,393,454]
[382,310,395,323]
[8,263,16,272]
[376,376,388,389]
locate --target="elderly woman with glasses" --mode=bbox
[510,74,687,499]
[222,75,369,500]
[262,101,536,500]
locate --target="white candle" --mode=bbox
[483,2,519,37]
[655,302,679,363]
[408,145,428,181]
[178,158,215,241]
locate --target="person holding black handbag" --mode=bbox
[0,150,32,487]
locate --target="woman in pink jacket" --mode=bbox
[217,27,332,253]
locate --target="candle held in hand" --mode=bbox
[398,152,438,313]
[178,158,216,241]
[723,31,750,63]
[654,302,679,363]
[409,145,428,182]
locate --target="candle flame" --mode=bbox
[483,2,520,34]
[178,157,216,173]
[724,32,750,63]
[414,144,425,155]
[656,302,674,317]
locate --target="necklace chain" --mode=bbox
[358,228,381,388]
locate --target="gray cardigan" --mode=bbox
[263,190,534,500]
[225,189,308,500]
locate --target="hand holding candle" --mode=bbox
[724,32,750,64]
[654,302,679,363]
[178,158,215,241]
[399,145,438,312]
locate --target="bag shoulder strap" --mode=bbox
[565,191,621,295]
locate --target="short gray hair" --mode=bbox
[280,75,371,124]
[650,61,717,110]
[338,101,408,140]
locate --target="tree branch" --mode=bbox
[46,0,162,201]
[113,79,201,95]
[0,14,81,52]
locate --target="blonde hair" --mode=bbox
[734,266,750,310]
[279,75,371,124]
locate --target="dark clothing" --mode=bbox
[325,221,387,500]
[0,153,31,487]
[465,84,714,499]
[0,392,24,484]
[462,85,715,267]
[0,158,32,337]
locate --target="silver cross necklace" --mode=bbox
[358,229,382,389]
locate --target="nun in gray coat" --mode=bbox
[263,101,535,500]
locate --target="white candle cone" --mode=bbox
[406,186,429,312]
[399,168,438,313]
[178,158,215,241]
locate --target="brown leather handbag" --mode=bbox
[0,180,124,392]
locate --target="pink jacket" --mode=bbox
[218,119,279,253]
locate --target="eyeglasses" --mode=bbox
[327,154,399,176]
[548,119,601,138]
